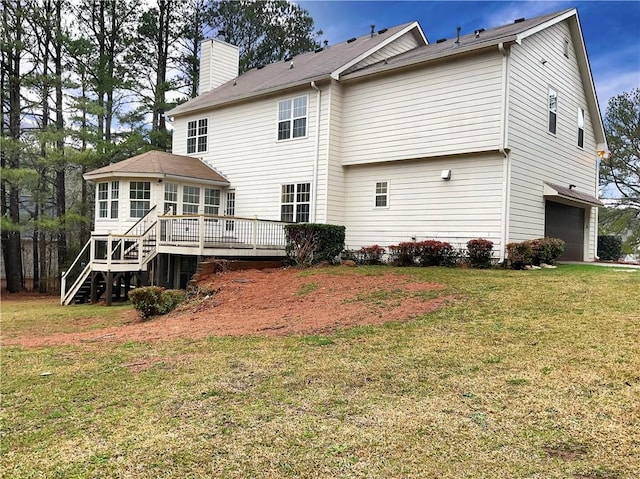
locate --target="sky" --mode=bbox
[298,0,640,113]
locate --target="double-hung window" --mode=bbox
[375,181,389,208]
[182,186,200,214]
[130,182,150,218]
[577,108,585,148]
[164,182,178,214]
[278,96,307,140]
[548,88,558,134]
[98,181,119,218]
[204,188,220,216]
[187,119,208,154]
[281,183,310,222]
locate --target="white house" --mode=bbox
[64,8,606,304]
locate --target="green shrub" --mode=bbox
[466,238,494,268]
[415,240,457,267]
[506,242,533,269]
[128,286,186,320]
[388,242,416,266]
[357,245,386,265]
[284,224,346,266]
[531,237,565,265]
[598,235,622,261]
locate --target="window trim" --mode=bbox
[280,182,311,222]
[182,185,201,215]
[577,107,585,149]
[187,118,208,154]
[204,187,221,216]
[97,181,120,219]
[277,95,308,141]
[548,87,558,135]
[374,180,390,209]
[163,182,178,214]
[129,181,151,219]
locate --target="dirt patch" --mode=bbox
[4,267,448,348]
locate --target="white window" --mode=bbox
[187,119,207,154]
[375,181,389,208]
[97,181,119,219]
[164,182,178,214]
[225,191,235,231]
[204,188,220,215]
[281,183,310,222]
[548,88,557,134]
[577,108,585,148]
[182,185,200,214]
[278,96,307,140]
[130,182,150,218]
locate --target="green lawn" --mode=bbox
[1,265,638,478]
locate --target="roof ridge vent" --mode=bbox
[370,24,375,38]
[346,37,357,43]
[283,54,293,62]
[474,28,485,38]
[314,47,323,53]
[377,28,388,34]
[454,26,461,46]
[436,37,447,44]
[514,17,525,23]
[256,63,265,70]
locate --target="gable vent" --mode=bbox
[514,17,525,23]
[346,37,357,43]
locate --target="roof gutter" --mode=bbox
[310,81,321,222]
[498,42,511,262]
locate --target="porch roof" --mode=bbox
[544,182,603,207]
[83,151,230,186]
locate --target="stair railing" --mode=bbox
[60,239,92,305]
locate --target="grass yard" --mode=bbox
[1,264,638,478]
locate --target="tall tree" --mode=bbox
[600,88,640,253]
[601,88,640,208]
[1,0,27,292]
[213,0,320,73]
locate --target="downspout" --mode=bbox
[498,42,511,262]
[310,81,321,223]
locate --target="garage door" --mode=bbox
[544,201,584,261]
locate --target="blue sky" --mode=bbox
[299,1,640,114]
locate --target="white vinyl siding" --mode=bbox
[343,30,421,75]
[341,51,504,165]
[172,89,318,221]
[507,20,598,260]
[344,154,504,251]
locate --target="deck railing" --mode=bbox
[158,214,289,251]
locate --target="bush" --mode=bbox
[128,286,186,320]
[358,244,386,265]
[466,238,494,268]
[531,237,565,265]
[598,235,622,261]
[415,240,457,267]
[506,242,533,269]
[284,223,345,266]
[388,242,416,266]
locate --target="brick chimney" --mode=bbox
[199,38,239,94]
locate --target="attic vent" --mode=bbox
[256,64,265,70]
[474,28,485,38]
[283,55,293,62]
[436,38,447,43]
[514,17,525,23]
[377,28,388,34]
[314,47,323,53]
[346,37,357,43]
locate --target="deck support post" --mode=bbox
[105,272,113,306]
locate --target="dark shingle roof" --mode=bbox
[544,182,603,206]
[84,150,229,185]
[168,22,420,116]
